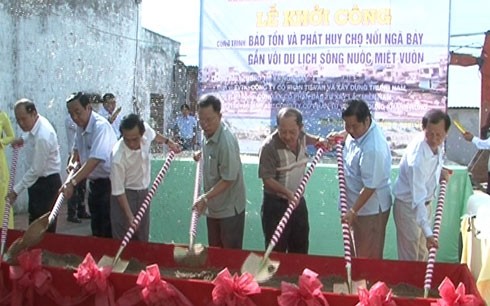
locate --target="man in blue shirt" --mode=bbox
[174,104,197,150]
[331,99,392,259]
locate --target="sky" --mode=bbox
[141,0,490,108]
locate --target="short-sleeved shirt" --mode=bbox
[343,120,392,216]
[202,122,246,219]
[74,111,117,180]
[258,130,308,193]
[65,115,77,152]
[110,122,156,195]
[175,115,197,139]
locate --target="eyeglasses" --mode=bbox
[198,115,219,125]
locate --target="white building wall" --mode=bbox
[0,1,180,211]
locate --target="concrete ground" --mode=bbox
[13,205,91,236]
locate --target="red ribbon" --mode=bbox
[277,268,329,306]
[356,281,396,306]
[73,252,115,306]
[8,249,53,306]
[430,277,480,306]
[117,263,192,306]
[212,268,261,306]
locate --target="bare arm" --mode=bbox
[192,179,234,214]
[116,194,135,225]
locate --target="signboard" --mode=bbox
[200,1,450,155]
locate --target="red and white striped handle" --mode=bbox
[264,147,324,257]
[47,164,79,225]
[335,142,352,266]
[423,179,448,296]
[1,146,20,255]
[189,158,203,248]
[121,151,175,248]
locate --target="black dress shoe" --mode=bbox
[67,216,82,223]
[77,212,91,219]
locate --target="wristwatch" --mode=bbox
[70,178,77,187]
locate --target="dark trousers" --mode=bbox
[206,209,245,249]
[28,173,62,233]
[88,178,112,238]
[261,192,309,254]
[487,172,490,195]
[67,179,87,218]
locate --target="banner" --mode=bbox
[200,0,450,156]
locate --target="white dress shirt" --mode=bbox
[110,122,156,196]
[394,134,443,237]
[13,115,61,194]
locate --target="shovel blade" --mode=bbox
[97,255,129,273]
[240,252,280,283]
[333,279,367,294]
[173,243,208,267]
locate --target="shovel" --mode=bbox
[173,158,208,267]
[0,145,20,256]
[97,151,175,273]
[333,140,354,294]
[4,163,79,263]
[241,146,325,283]
[423,175,450,298]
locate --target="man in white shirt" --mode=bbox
[110,114,180,241]
[393,109,451,261]
[7,99,61,233]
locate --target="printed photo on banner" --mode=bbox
[200,0,450,156]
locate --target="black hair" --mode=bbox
[66,92,90,108]
[341,99,372,123]
[422,109,451,131]
[120,113,145,136]
[197,94,221,113]
[180,103,190,111]
[103,93,115,102]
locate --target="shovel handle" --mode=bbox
[48,163,79,225]
[265,147,325,258]
[189,157,203,248]
[1,146,20,255]
[121,151,175,249]
[423,179,448,297]
[335,142,353,265]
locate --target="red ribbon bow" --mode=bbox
[137,264,192,306]
[73,252,115,306]
[430,277,480,306]
[212,268,261,306]
[356,281,396,306]
[277,268,329,306]
[9,248,52,306]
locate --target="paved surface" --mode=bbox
[13,205,91,236]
